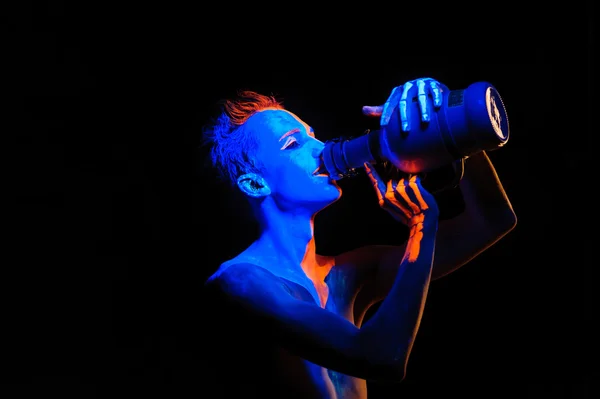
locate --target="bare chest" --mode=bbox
[279,278,367,399]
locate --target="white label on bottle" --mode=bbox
[486,87,506,140]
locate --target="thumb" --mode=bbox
[362,105,383,117]
[364,163,386,205]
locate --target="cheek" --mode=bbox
[256,147,280,167]
[289,151,314,170]
[267,152,315,192]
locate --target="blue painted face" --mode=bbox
[246,109,342,212]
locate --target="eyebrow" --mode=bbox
[278,127,315,141]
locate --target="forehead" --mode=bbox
[247,109,312,138]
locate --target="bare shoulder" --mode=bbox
[205,262,293,304]
[207,262,274,290]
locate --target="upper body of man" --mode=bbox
[201,78,517,398]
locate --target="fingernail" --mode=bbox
[402,122,409,131]
[422,113,429,122]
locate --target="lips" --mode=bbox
[312,164,329,177]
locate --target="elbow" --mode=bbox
[504,206,517,229]
[479,210,517,252]
[497,209,517,236]
[484,207,517,238]
[508,212,518,231]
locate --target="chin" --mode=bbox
[332,186,342,201]
[321,186,342,207]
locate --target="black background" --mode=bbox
[8,1,596,398]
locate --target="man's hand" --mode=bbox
[365,163,439,262]
[364,163,439,227]
[362,77,443,132]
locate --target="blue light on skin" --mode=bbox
[235,108,341,307]
[209,84,444,397]
[207,79,516,398]
[233,76,441,306]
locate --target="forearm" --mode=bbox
[358,220,438,375]
[459,151,516,221]
[430,152,516,279]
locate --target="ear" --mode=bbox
[236,173,271,198]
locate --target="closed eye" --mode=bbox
[280,137,300,150]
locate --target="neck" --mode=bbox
[252,201,326,283]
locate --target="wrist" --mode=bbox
[408,211,438,227]
[415,215,438,231]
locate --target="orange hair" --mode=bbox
[201,90,285,187]
[223,90,284,127]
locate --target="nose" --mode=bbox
[310,142,328,176]
[308,136,325,163]
[308,135,324,151]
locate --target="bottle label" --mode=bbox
[486,87,507,140]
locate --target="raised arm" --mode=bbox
[430,151,517,278]
[350,151,517,309]
[360,78,516,282]
[206,175,438,383]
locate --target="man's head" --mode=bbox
[202,91,341,215]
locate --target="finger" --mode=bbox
[430,80,443,108]
[382,188,410,223]
[386,179,412,220]
[416,79,430,122]
[407,175,429,210]
[395,178,421,214]
[380,85,402,126]
[362,105,383,117]
[399,81,414,132]
[364,163,386,206]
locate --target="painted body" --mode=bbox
[202,79,517,398]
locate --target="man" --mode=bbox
[201,78,517,398]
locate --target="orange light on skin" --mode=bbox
[365,164,429,263]
[279,128,301,142]
[405,214,425,263]
[362,106,384,117]
[384,179,413,220]
[407,175,429,210]
[405,175,428,262]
